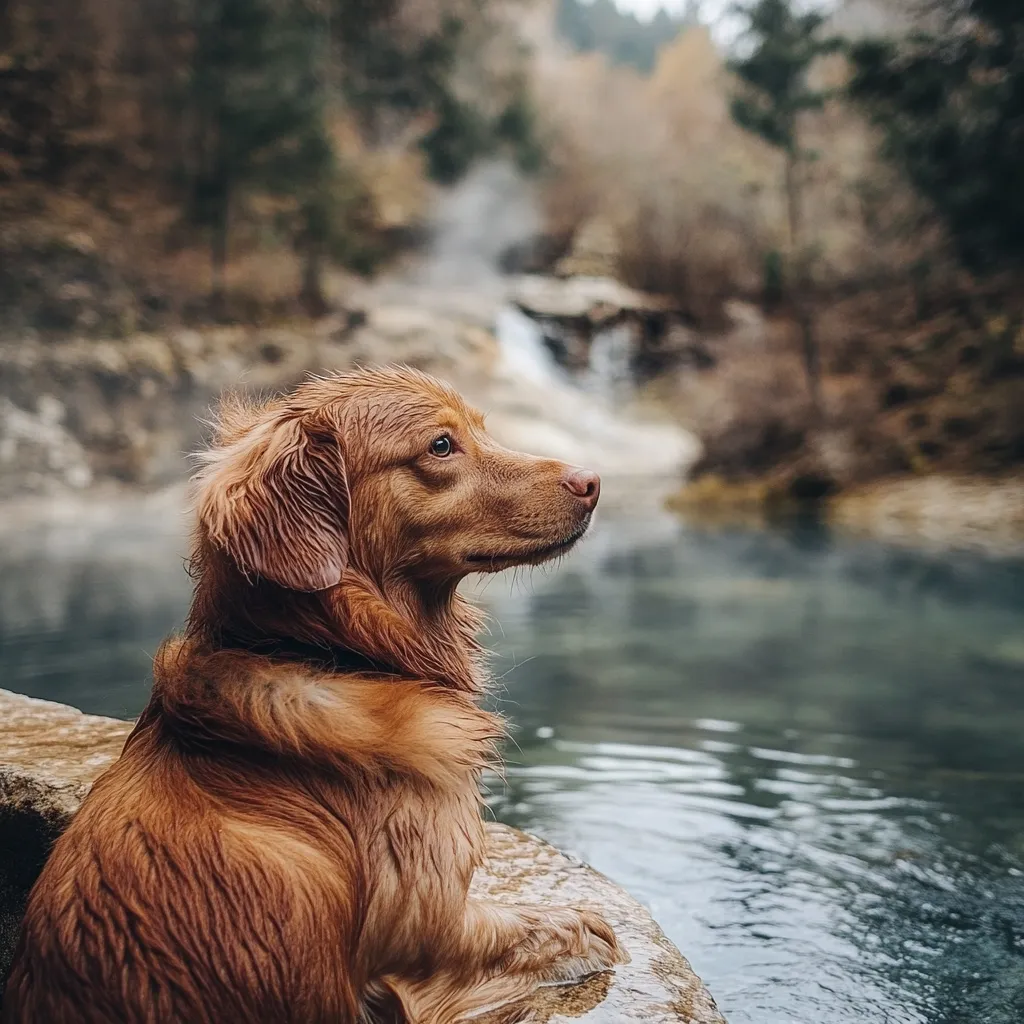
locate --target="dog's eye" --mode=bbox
[429,435,453,458]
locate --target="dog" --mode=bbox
[3,367,626,1023]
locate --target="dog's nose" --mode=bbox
[561,468,601,512]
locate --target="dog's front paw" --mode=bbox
[530,907,629,985]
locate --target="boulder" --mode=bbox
[0,326,336,496]
[0,688,725,1023]
[512,275,673,326]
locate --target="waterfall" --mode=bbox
[584,321,636,402]
[379,156,698,481]
[492,302,700,481]
[495,305,635,401]
[494,306,567,387]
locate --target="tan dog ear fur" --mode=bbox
[194,409,349,592]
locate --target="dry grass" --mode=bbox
[0,181,330,335]
[831,475,1024,553]
[530,23,948,320]
[531,28,780,321]
[617,201,758,327]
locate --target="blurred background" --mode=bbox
[1,1,1023,1021]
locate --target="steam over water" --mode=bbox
[400,160,542,291]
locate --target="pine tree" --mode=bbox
[849,0,1024,274]
[729,0,839,409]
[185,0,333,315]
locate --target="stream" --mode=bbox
[2,504,1023,1023]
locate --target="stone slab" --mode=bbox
[0,688,725,1022]
[512,274,674,323]
[0,689,130,822]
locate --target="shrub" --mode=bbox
[617,199,756,326]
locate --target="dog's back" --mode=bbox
[4,632,500,1024]
[4,675,366,1024]
[3,369,623,1023]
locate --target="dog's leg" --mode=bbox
[382,900,627,1024]
[461,899,628,984]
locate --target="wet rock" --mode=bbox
[512,275,673,325]
[0,307,512,498]
[0,690,128,824]
[343,306,500,378]
[0,328,329,495]
[473,827,726,1024]
[0,397,94,496]
[0,689,725,1023]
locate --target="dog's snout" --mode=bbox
[560,468,601,512]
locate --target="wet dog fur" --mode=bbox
[3,367,625,1024]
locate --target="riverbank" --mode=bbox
[669,473,1024,557]
[829,475,1024,554]
[619,283,1024,555]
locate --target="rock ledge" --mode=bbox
[0,688,725,1022]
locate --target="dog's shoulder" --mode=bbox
[148,636,503,789]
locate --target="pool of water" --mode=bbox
[2,505,1024,1023]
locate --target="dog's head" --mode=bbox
[193,367,600,593]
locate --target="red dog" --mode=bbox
[4,368,625,1023]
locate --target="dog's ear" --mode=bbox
[194,409,349,592]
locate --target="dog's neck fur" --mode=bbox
[185,539,486,693]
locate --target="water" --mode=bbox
[500,300,637,402]
[583,321,637,402]
[489,304,701,478]
[495,305,571,388]
[2,507,1024,1024]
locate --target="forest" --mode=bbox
[0,0,538,328]
[1,0,1021,497]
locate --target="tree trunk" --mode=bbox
[300,242,328,318]
[797,307,821,414]
[784,151,801,253]
[210,184,229,320]
[785,150,821,416]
